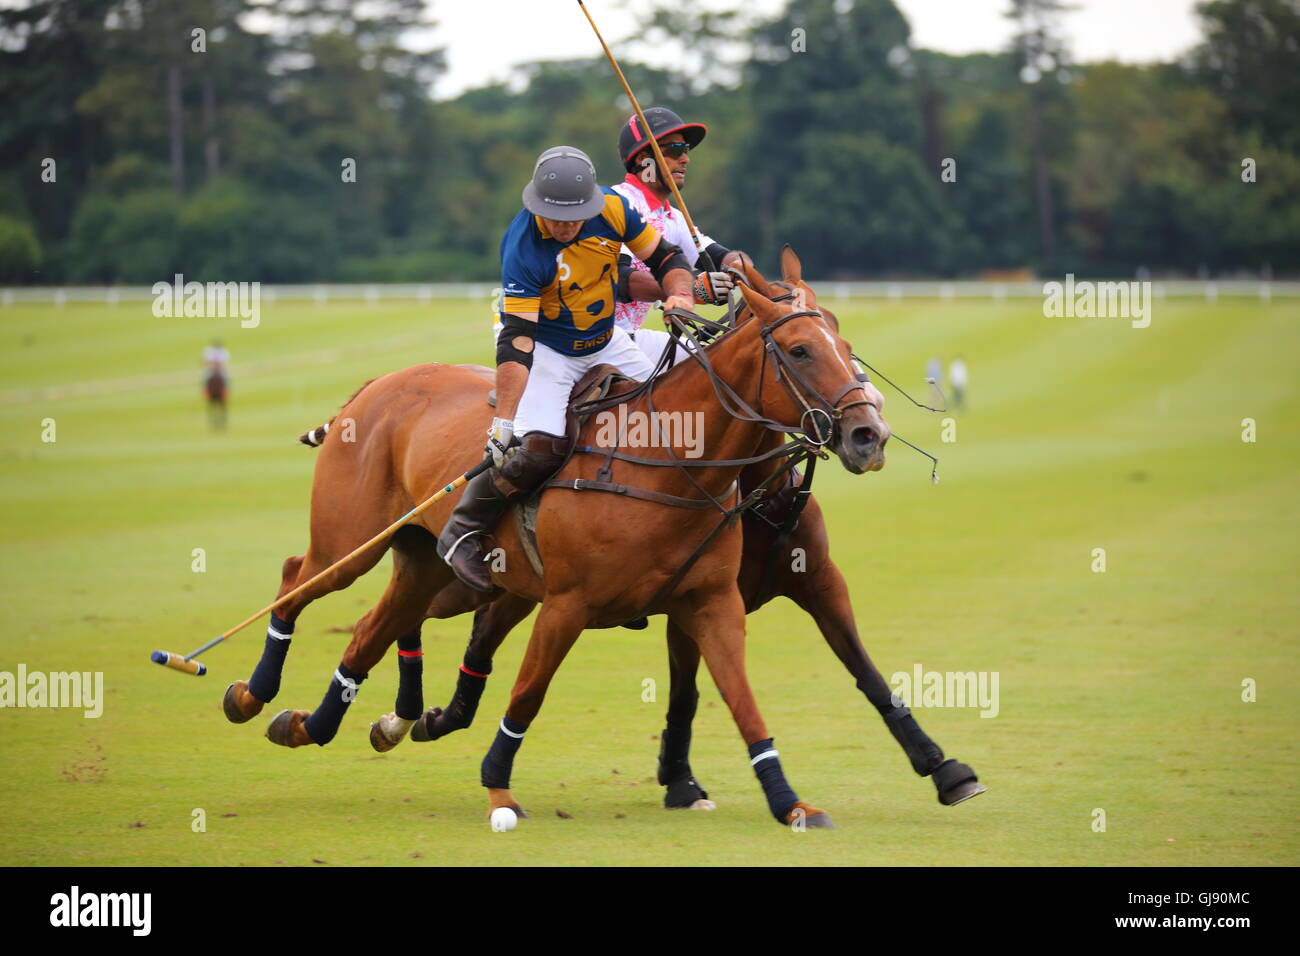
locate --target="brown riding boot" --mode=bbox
[437,469,510,592]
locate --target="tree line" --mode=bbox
[1,0,1296,284]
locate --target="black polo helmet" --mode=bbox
[618,106,708,172]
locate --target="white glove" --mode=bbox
[692,270,735,305]
[485,417,515,469]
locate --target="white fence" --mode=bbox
[2,280,1298,305]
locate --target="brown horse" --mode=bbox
[375,248,985,810]
[222,269,885,826]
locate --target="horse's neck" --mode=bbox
[631,323,773,492]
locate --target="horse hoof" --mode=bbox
[785,801,835,829]
[409,707,438,742]
[933,759,987,806]
[266,709,313,747]
[486,788,528,819]
[410,706,466,742]
[223,680,262,724]
[688,799,716,810]
[664,775,711,809]
[368,722,393,752]
[369,712,413,752]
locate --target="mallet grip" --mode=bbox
[151,650,207,676]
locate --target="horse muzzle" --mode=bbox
[836,412,890,474]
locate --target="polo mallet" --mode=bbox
[150,457,494,676]
[576,0,716,273]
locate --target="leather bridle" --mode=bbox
[753,306,877,448]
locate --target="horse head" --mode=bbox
[728,252,889,474]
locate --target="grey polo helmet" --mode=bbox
[521,145,605,221]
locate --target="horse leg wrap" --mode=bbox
[481,716,527,789]
[657,718,696,784]
[659,717,709,806]
[882,704,946,776]
[247,613,294,702]
[394,631,424,721]
[446,654,492,729]
[302,662,365,746]
[748,738,799,823]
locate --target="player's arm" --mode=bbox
[490,235,546,465]
[627,230,692,312]
[619,237,750,306]
[617,254,665,303]
[642,238,694,311]
[494,311,536,422]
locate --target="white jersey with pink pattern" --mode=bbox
[611,172,715,333]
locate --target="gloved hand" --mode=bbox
[485,417,515,469]
[692,270,735,306]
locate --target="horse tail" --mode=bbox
[297,376,379,447]
[298,420,333,447]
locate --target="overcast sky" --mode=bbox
[426,0,1207,99]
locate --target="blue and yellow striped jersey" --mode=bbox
[500,188,661,355]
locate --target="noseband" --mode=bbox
[755,307,878,448]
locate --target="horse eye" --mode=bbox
[790,345,810,359]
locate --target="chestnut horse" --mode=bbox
[374,248,985,810]
[222,273,885,826]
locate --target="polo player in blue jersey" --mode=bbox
[437,145,695,592]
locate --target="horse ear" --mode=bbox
[780,244,803,283]
[739,257,777,298]
[737,283,783,323]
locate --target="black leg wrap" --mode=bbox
[480,716,526,789]
[659,717,708,806]
[394,631,424,721]
[882,704,946,776]
[932,758,986,806]
[302,662,365,746]
[414,653,491,742]
[657,717,694,783]
[748,738,799,823]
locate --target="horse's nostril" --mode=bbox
[851,426,877,450]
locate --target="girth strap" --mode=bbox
[544,477,737,510]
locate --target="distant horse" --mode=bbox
[374,247,984,811]
[222,270,887,826]
[204,369,227,430]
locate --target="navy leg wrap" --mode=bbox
[445,653,492,729]
[748,738,799,822]
[882,704,946,776]
[480,715,527,789]
[247,612,294,702]
[302,662,365,746]
[395,631,424,721]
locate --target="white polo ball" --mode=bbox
[490,807,518,832]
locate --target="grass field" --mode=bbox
[1,288,1297,866]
